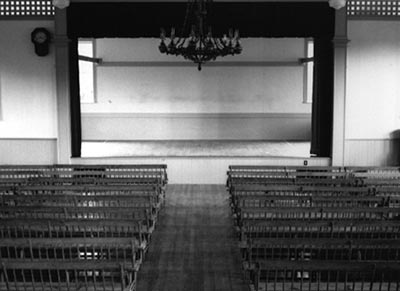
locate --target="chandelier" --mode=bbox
[159,0,242,71]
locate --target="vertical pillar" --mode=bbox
[331,7,349,166]
[54,8,72,163]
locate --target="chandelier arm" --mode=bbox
[214,38,225,51]
[200,38,206,51]
[216,38,229,56]
[175,37,185,49]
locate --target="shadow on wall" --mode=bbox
[388,130,400,166]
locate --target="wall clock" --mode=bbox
[31,28,51,56]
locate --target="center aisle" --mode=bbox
[136,184,249,291]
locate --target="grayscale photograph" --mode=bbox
[0,0,399,290]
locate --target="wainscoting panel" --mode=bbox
[0,138,57,164]
[81,113,311,141]
[344,139,400,166]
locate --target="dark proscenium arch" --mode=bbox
[67,2,334,38]
[67,2,335,158]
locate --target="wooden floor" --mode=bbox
[82,141,310,158]
[136,184,249,291]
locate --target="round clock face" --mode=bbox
[33,31,48,44]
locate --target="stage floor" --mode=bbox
[81,140,311,158]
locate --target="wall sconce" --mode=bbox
[53,0,70,9]
[328,0,347,10]
[31,28,51,57]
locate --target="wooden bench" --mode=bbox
[0,164,168,186]
[0,260,137,291]
[0,205,155,223]
[230,171,348,179]
[50,164,168,186]
[0,219,149,247]
[230,184,374,216]
[0,164,168,291]
[248,260,400,291]
[239,217,400,291]
[227,166,345,187]
[240,220,400,241]
[346,166,400,176]
[228,166,400,291]
[228,166,343,173]
[243,237,400,262]
[346,167,400,189]
[1,185,163,211]
[230,177,361,188]
[0,168,51,179]
[227,165,400,191]
[230,166,400,190]
[244,236,400,289]
[30,177,162,186]
[0,237,141,266]
[0,177,163,187]
[238,205,400,221]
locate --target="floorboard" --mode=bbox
[136,184,249,291]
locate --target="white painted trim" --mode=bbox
[345,138,400,141]
[70,0,326,2]
[348,17,400,21]
[302,38,314,104]
[0,138,57,141]
[81,112,312,119]
[83,138,311,142]
[77,155,314,159]
[98,61,302,68]
[93,39,98,104]
[73,156,330,161]
[54,8,72,163]
[331,8,348,167]
[0,71,2,121]
[0,17,54,20]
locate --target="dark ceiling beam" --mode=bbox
[67,2,335,38]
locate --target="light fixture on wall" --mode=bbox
[31,28,51,57]
[52,0,70,9]
[159,0,242,71]
[328,0,347,10]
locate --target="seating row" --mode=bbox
[0,164,168,186]
[0,164,167,291]
[227,165,400,188]
[228,166,400,291]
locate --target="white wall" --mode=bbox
[0,20,57,164]
[4,18,400,177]
[81,38,312,141]
[82,113,311,141]
[345,20,400,166]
